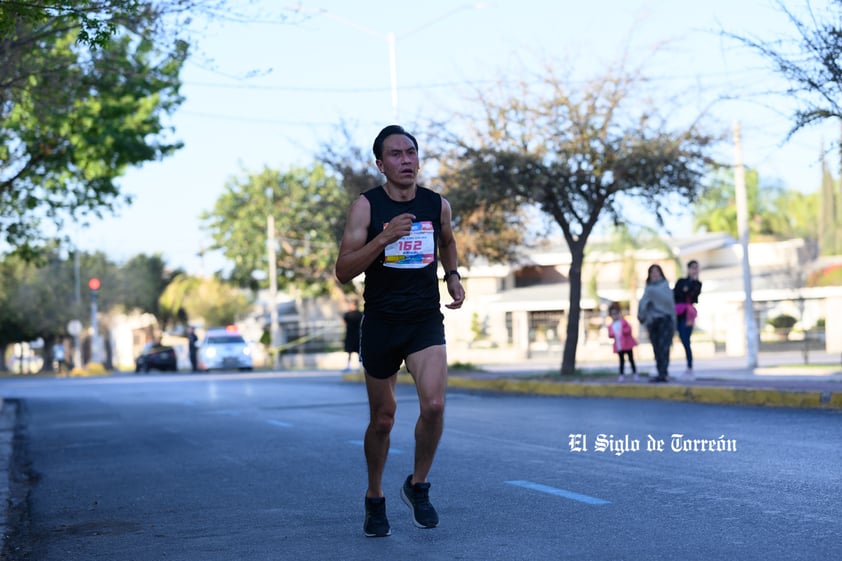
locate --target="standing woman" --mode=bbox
[637,264,676,383]
[673,260,702,377]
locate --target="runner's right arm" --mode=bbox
[335,195,414,284]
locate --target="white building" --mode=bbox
[443,233,842,364]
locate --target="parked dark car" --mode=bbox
[135,343,177,373]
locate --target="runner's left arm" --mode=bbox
[439,197,465,310]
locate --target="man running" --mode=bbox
[334,125,465,537]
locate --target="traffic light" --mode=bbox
[88,277,100,299]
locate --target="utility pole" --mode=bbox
[88,277,102,365]
[301,3,490,122]
[74,248,81,305]
[733,120,759,369]
[267,207,281,371]
[73,246,82,369]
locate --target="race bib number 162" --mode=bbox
[384,221,434,269]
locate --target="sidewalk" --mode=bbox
[344,350,842,409]
[449,350,842,409]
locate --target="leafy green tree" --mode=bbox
[435,60,717,375]
[1,1,304,260]
[1,1,224,100]
[12,254,79,371]
[75,251,121,319]
[159,274,252,328]
[694,168,772,238]
[818,149,842,254]
[187,277,252,328]
[0,249,101,372]
[1,1,128,53]
[114,254,182,317]
[1,6,187,259]
[773,186,820,241]
[0,249,178,371]
[694,168,819,240]
[0,256,29,371]
[202,164,349,296]
[159,274,201,329]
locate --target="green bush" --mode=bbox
[767,314,797,329]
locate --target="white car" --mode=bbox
[197,327,253,372]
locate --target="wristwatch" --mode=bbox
[443,270,461,282]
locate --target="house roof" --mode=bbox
[469,232,739,274]
[668,231,736,256]
[488,283,625,311]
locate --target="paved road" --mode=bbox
[1,371,840,560]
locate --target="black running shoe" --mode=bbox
[363,496,391,537]
[400,475,439,528]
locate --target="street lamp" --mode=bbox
[292,3,491,121]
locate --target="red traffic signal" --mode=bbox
[88,277,101,291]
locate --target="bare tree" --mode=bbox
[725,0,842,137]
[318,122,384,202]
[434,59,718,375]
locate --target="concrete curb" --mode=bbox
[341,372,842,409]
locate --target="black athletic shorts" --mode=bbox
[360,312,446,379]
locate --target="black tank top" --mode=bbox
[362,185,442,322]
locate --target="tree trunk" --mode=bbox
[560,243,586,375]
[40,334,57,373]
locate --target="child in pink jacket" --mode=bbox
[608,302,638,382]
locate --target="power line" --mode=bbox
[178,110,339,127]
[182,78,498,93]
[182,67,775,94]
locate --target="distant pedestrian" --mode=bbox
[673,260,702,378]
[53,341,66,374]
[637,264,676,383]
[342,299,363,372]
[607,302,638,382]
[188,327,198,372]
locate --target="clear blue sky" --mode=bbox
[74,0,839,275]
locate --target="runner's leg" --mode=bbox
[405,344,447,484]
[364,374,397,497]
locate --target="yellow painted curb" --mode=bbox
[341,372,841,409]
[445,377,842,409]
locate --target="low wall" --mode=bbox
[276,340,718,371]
